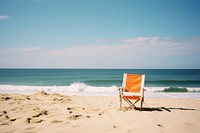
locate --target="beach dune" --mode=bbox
[0,91,200,133]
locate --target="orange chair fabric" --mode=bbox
[125,74,142,93]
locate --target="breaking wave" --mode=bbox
[144,87,200,93]
[0,82,119,96]
[0,82,200,96]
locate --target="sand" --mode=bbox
[0,91,200,133]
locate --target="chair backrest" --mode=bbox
[122,73,145,94]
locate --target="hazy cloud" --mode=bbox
[0,47,41,54]
[0,37,199,68]
[0,15,9,20]
[121,36,162,44]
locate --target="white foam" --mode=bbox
[0,83,200,98]
[187,88,200,92]
[0,82,119,96]
[144,87,200,92]
[144,87,166,92]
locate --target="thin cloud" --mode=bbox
[0,15,9,20]
[120,36,200,56]
[0,47,41,55]
[121,36,161,44]
[0,36,199,68]
[1,37,199,57]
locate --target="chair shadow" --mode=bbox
[139,107,170,112]
[122,107,197,112]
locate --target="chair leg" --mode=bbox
[123,98,137,109]
[118,88,122,109]
[140,97,144,111]
[119,95,122,109]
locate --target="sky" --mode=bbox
[0,0,200,69]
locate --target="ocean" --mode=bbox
[0,69,200,98]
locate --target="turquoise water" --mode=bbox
[0,69,200,87]
[0,69,200,97]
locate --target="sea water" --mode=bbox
[0,69,200,98]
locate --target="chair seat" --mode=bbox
[122,92,141,100]
[123,92,141,96]
[123,95,141,100]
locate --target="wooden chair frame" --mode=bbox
[119,73,145,111]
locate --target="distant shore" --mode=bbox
[0,91,200,133]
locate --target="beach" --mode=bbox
[1,91,200,133]
[1,0,200,132]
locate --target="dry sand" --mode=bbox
[0,91,200,133]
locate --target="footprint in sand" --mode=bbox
[157,124,164,128]
[0,114,9,121]
[32,110,48,118]
[98,111,104,116]
[113,125,118,129]
[0,111,17,125]
[26,127,36,130]
[1,96,11,101]
[86,116,91,118]
[67,107,74,114]
[69,114,82,120]
[26,96,31,100]
[10,118,17,121]
[51,120,63,123]
[65,106,105,120]
[184,123,192,126]
[26,118,44,123]
[25,110,48,124]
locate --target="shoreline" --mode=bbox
[0,84,200,99]
[1,91,200,133]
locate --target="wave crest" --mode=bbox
[145,87,200,93]
[0,83,200,96]
[0,82,119,96]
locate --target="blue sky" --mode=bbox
[0,0,200,68]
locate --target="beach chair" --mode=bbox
[118,73,145,111]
